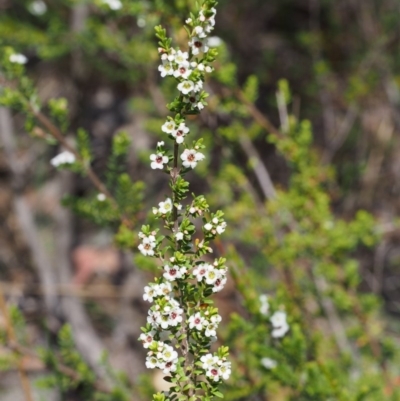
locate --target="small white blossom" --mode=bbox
[189,37,209,55]
[201,354,218,369]
[143,285,157,302]
[175,232,184,241]
[50,151,75,167]
[205,322,218,337]
[28,0,47,15]
[161,120,176,134]
[99,0,122,10]
[158,198,173,214]
[163,264,187,281]
[193,263,209,281]
[212,275,227,292]
[261,357,277,369]
[97,193,106,201]
[177,80,195,95]
[259,294,270,315]
[157,141,165,147]
[208,36,223,47]
[171,123,190,144]
[174,62,192,79]
[145,355,158,369]
[193,26,207,38]
[158,62,175,77]
[150,153,169,170]
[180,149,205,169]
[138,234,156,256]
[139,332,155,348]
[188,312,205,330]
[101,0,122,10]
[270,311,289,338]
[207,366,220,381]
[218,360,232,380]
[174,50,189,64]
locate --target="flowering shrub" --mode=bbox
[137,2,232,400]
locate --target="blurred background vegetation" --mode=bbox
[1,0,400,400]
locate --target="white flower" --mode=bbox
[138,236,156,256]
[197,102,205,110]
[204,223,212,231]
[171,123,190,144]
[208,36,223,47]
[163,264,187,281]
[174,50,189,64]
[167,308,183,326]
[270,311,289,338]
[206,366,220,382]
[216,222,227,234]
[139,332,155,348]
[158,62,174,77]
[174,62,192,79]
[9,53,28,65]
[150,153,169,169]
[101,0,122,10]
[158,198,173,214]
[205,322,218,337]
[161,120,176,134]
[210,314,222,324]
[200,354,218,369]
[160,346,178,362]
[219,361,231,380]
[157,141,164,147]
[189,313,205,330]
[177,80,195,95]
[261,357,277,369]
[162,359,178,374]
[50,151,76,167]
[205,266,220,285]
[145,355,158,369]
[189,37,209,55]
[143,285,157,302]
[193,263,209,281]
[205,66,213,73]
[259,294,270,315]
[180,149,205,169]
[212,275,227,292]
[97,193,106,201]
[193,26,207,38]
[155,282,172,297]
[175,232,184,241]
[186,18,192,24]
[194,80,203,93]
[28,0,47,15]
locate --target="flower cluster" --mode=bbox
[138,231,157,256]
[204,216,227,236]
[200,353,231,382]
[193,260,228,293]
[259,294,270,315]
[139,2,231,397]
[259,294,290,338]
[50,151,76,167]
[188,312,221,338]
[144,341,179,374]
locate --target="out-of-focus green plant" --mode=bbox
[1,1,400,401]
